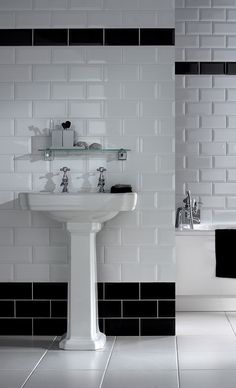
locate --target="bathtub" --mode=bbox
[176,224,236,311]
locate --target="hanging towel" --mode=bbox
[215,229,236,278]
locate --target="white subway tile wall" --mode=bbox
[176,0,236,223]
[0,0,174,282]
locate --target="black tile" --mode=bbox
[33,283,68,300]
[69,29,103,45]
[123,301,157,317]
[34,29,68,46]
[175,62,199,74]
[140,28,175,46]
[0,29,32,46]
[200,62,225,74]
[0,283,32,300]
[105,283,139,300]
[104,319,139,335]
[0,319,32,335]
[141,319,175,336]
[98,301,121,318]
[158,301,175,318]
[33,318,67,335]
[51,301,67,317]
[105,29,139,46]
[141,283,175,300]
[16,301,50,318]
[97,283,104,300]
[0,301,14,317]
[226,62,236,74]
[99,318,104,332]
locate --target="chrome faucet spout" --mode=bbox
[97,167,106,193]
[175,207,183,228]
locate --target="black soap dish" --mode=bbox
[110,184,132,193]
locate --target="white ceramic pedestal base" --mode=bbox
[59,222,106,351]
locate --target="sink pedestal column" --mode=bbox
[59,222,106,350]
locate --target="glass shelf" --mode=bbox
[38,147,131,161]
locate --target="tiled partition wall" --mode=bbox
[176,0,236,224]
[0,282,175,336]
[0,0,175,334]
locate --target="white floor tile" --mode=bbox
[177,312,234,335]
[37,350,110,370]
[102,370,178,388]
[0,336,55,352]
[177,335,236,353]
[179,351,236,370]
[108,351,177,370]
[113,336,176,353]
[24,370,103,388]
[180,370,236,388]
[0,371,29,388]
[0,351,44,370]
[226,313,236,333]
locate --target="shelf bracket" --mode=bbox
[118,149,127,160]
[44,149,53,161]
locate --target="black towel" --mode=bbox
[215,229,236,278]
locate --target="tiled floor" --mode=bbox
[2,312,236,387]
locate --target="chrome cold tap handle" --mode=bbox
[60,167,70,193]
[97,167,106,173]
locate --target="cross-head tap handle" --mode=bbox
[60,167,70,173]
[97,167,106,173]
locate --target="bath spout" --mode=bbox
[175,207,183,228]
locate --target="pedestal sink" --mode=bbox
[19,191,137,350]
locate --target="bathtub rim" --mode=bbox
[176,224,236,236]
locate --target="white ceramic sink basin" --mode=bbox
[19,191,137,223]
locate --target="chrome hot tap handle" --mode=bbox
[60,167,70,173]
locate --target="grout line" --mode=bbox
[20,336,58,388]
[175,336,181,388]
[99,336,116,388]
[225,311,236,336]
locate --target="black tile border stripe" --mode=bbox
[175,62,236,75]
[0,28,175,46]
[0,282,175,336]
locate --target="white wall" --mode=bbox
[176,0,236,225]
[0,0,175,282]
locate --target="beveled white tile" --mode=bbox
[102,370,178,388]
[51,11,87,27]
[16,48,51,64]
[16,11,51,28]
[24,370,103,388]
[176,312,234,336]
[87,11,123,27]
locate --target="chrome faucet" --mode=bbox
[183,190,194,229]
[60,167,70,193]
[175,190,201,229]
[97,167,106,192]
